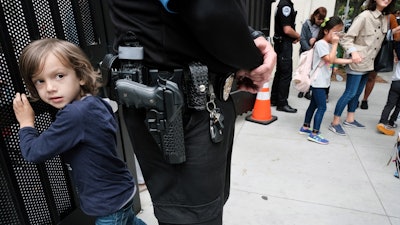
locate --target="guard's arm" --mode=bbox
[173,0,263,71]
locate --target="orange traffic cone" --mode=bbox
[245,82,277,125]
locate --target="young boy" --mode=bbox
[13,38,146,225]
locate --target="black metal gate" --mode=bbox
[247,0,275,35]
[0,1,274,224]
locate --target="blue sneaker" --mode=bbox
[343,120,365,128]
[307,133,329,145]
[299,127,312,135]
[395,170,399,179]
[329,123,346,136]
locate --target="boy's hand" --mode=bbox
[13,93,35,128]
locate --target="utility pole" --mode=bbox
[344,0,350,20]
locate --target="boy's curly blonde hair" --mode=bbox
[19,38,101,101]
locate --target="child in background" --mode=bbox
[376,62,400,136]
[299,16,353,144]
[298,7,327,100]
[13,38,146,225]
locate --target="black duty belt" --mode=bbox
[141,64,234,102]
[273,35,293,43]
[100,54,234,102]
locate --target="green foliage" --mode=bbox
[335,0,400,20]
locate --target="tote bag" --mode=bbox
[374,17,394,72]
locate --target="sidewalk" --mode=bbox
[136,71,400,225]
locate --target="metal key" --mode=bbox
[210,109,224,143]
[207,83,224,143]
[213,110,224,130]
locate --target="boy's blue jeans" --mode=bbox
[334,73,368,117]
[96,199,146,225]
[304,87,327,131]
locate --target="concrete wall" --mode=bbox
[269,0,337,65]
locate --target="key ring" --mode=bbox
[206,101,216,113]
[206,83,216,113]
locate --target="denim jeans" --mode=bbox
[304,87,327,131]
[96,199,146,225]
[334,73,368,117]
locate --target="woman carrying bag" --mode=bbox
[360,12,400,110]
[328,0,400,136]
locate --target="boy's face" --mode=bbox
[31,53,84,109]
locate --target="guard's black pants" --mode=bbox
[271,40,293,107]
[122,97,236,225]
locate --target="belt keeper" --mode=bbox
[184,62,209,110]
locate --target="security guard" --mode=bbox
[108,0,276,225]
[271,0,300,113]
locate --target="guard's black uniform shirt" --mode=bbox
[274,0,296,40]
[109,0,263,74]
[271,0,297,107]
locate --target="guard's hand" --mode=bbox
[236,37,277,93]
[13,93,35,128]
[236,76,259,93]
